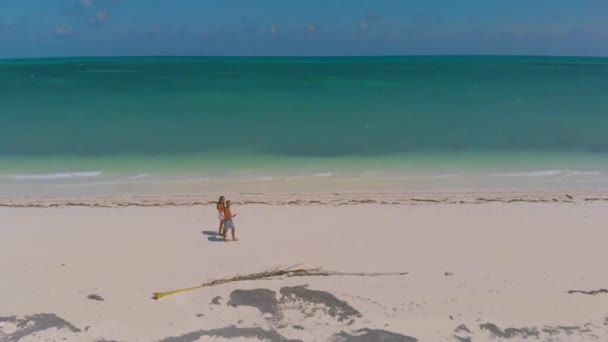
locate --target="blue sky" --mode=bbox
[1,0,607,58]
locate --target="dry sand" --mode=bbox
[1,192,608,341]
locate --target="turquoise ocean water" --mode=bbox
[1,56,607,195]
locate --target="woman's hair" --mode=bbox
[217,196,225,209]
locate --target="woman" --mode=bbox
[217,196,226,236]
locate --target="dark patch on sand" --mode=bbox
[280,285,361,322]
[568,289,608,295]
[158,325,302,342]
[210,296,222,305]
[242,201,269,205]
[227,289,279,315]
[453,337,471,342]
[585,197,608,202]
[476,197,557,204]
[453,324,472,342]
[88,294,104,301]
[0,313,80,342]
[292,325,304,330]
[412,198,446,203]
[480,323,539,339]
[454,324,471,333]
[542,325,592,336]
[334,328,418,342]
[345,199,377,204]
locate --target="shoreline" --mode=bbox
[1,190,607,208]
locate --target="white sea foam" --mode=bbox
[254,177,274,181]
[129,173,150,179]
[561,170,601,177]
[485,170,600,178]
[45,176,211,188]
[385,174,463,181]
[279,172,334,180]
[432,174,463,179]
[313,172,333,177]
[485,170,561,178]
[47,181,120,188]
[220,176,274,183]
[133,177,211,184]
[9,171,102,180]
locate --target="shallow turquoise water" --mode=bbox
[1,56,607,193]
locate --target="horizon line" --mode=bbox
[2,53,608,61]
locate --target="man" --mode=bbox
[222,200,238,242]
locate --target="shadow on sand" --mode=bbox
[202,230,224,242]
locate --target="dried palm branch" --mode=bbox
[152,265,407,300]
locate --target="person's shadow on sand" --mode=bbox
[202,230,224,242]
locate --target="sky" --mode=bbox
[1,0,607,58]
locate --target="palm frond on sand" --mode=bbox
[152,265,408,300]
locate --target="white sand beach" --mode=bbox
[1,192,608,341]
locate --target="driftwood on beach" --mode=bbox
[152,266,408,300]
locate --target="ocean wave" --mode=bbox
[432,174,463,179]
[129,173,149,179]
[561,170,601,177]
[253,176,274,181]
[123,177,211,184]
[43,177,211,188]
[192,172,335,183]
[8,171,102,180]
[485,170,561,178]
[485,170,600,178]
[385,174,463,181]
[313,172,333,177]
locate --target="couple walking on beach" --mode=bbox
[217,196,238,242]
